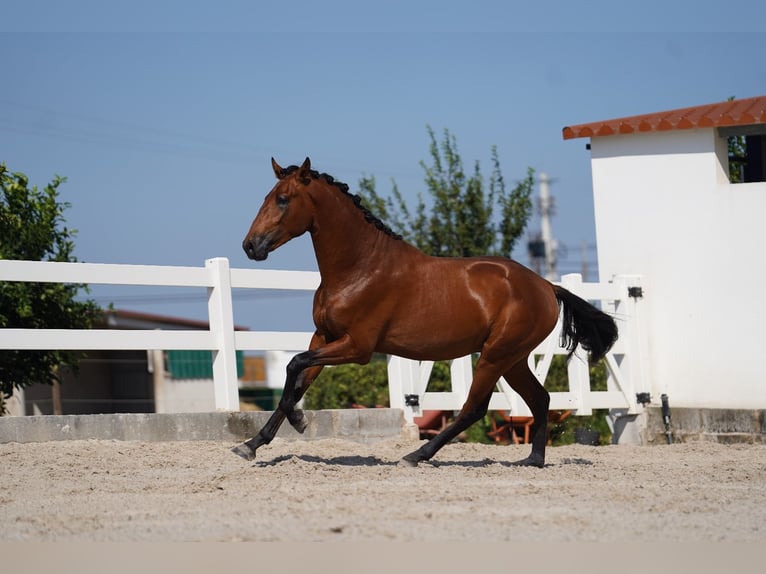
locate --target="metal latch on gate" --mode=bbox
[628,286,644,299]
[404,394,420,407]
[636,392,651,406]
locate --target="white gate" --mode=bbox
[388,273,648,423]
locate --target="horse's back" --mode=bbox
[375,253,558,360]
[427,255,555,311]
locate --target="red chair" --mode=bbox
[413,410,452,439]
[488,410,572,445]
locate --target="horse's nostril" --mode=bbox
[243,236,269,261]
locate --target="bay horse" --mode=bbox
[232,157,617,467]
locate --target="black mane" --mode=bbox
[280,164,403,240]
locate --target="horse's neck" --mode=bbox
[312,226,383,277]
[310,196,391,283]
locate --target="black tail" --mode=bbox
[553,285,618,362]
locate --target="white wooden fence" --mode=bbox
[0,258,316,411]
[0,258,647,418]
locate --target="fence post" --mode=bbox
[561,273,591,414]
[206,257,240,411]
[387,355,420,423]
[450,356,473,406]
[610,274,649,412]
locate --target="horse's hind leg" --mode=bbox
[401,354,508,466]
[401,390,493,467]
[503,362,550,467]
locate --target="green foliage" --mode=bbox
[728,134,747,183]
[726,96,747,184]
[304,357,390,410]
[541,355,611,445]
[424,361,452,392]
[358,126,534,257]
[304,356,454,410]
[463,414,496,444]
[0,164,99,407]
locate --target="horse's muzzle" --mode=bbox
[243,236,271,261]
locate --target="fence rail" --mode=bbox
[0,258,646,418]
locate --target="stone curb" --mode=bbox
[0,409,417,444]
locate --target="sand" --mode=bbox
[1,437,765,542]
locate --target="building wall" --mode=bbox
[590,129,766,409]
[24,350,154,414]
[157,379,216,413]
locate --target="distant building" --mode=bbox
[22,309,279,415]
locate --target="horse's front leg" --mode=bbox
[231,408,288,461]
[231,333,325,461]
[231,333,368,461]
[279,360,325,434]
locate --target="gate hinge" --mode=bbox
[404,394,420,407]
[636,392,651,406]
[628,286,644,299]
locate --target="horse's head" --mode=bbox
[243,157,316,261]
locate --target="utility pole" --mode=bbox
[539,172,558,281]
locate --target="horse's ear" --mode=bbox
[271,157,284,179]
[299,157,311,182]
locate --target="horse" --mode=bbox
[232,157,618,467]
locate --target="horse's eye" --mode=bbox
[276,195,289,208]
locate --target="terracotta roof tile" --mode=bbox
[562,94,766,140]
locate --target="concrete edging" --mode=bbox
[0,408,417,444]
[644,407,766,444]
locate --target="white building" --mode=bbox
[564,95,766,412]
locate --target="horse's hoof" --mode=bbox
[511,455,545,468]
[231,443,256,461]
[399,452,422,467]
[289,410,308,434]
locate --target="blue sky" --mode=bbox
[2,1,765,332]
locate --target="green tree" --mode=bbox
[303,357,390,410]
[726,96,747,183]
[305,127,536,430]
[358,126,534,257]
[728,133,747,183]
[0,164,99,413]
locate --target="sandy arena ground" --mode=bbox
[1,437,765,542]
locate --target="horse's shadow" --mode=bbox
[254,454,393,468]
[253,454,593,468]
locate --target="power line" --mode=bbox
[0,99,422,179]
[0,98,273,153]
